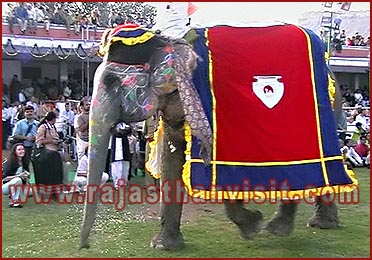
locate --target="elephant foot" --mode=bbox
[307,215,339,229]
[307,196,339,229]
[237,210,264,240]
[79,242,90,250]
[265,202,298,236]
[265,215,294,236]
[150,232,185,250]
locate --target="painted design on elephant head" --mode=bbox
[97,23,212,158]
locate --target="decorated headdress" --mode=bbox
[98,23,156,57]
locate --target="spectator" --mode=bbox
[351,122,367,143]
[337,110,348,140]
[2,80,10,105]
[15,3,29,34]
[78,13,89,32]
[62,102,75,135]
[34,111,63,200]
[90,7,100,36]
[26,96,40,119]
[65,147,109,193]
[361,96,370,107]
[2,143,30,208]
[355,135,369,161]
[53,108,66,140]
[51,4,71,35]
[6,3,17,33]
[355,109,370,132]
[75,99,90,161]
[34,3,50,33]
[47,80,59,100]
[109,11,124,27]
[26,4,37,34]
[62,102,76,160]
[9,101,20,133]
[342,88,354,106]
[62,81,72,99]
[11,105,39,169]
[14,103,25,123]
[110,122,133,188]
[9,75,23,104]
[37,101,51,119]
[339,29,346,45]
[22,83,34,101]
[2,100,12,149]
[343,139,364,167]
[354,89,363,104]
[127,126,137,180]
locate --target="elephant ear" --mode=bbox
[172,43,212,164]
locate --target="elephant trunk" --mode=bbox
[79,84,120,248]
[80,198,99,248]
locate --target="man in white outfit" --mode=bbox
[67,147,109,193]
[110,122,132,189]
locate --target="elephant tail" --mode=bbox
[80,197,99,249]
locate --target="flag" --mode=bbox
[340,2,351,11]
[187,2,197,16]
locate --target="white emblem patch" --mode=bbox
[252,76,284,109]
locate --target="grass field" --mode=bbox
[2,168,370,258]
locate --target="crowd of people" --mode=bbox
[3,74,91,106]
[2,92,155,207]
[320,29,370,53]
[4,2,156,37]
[337,87,370,169]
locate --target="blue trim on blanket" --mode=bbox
[303,28,340,157]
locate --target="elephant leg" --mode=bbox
[80,88,121,249]
[307,195,339,229]
[150,120,186,250]
[224,200,263,240]
[265,200,298,236]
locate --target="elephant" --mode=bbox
[80,23,356,250]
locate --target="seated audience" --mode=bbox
[342,139,364,168]
[2,143,30,208]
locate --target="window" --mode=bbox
[22,67,42,79]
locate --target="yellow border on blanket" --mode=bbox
[182,123,358,200]
[181,25,358,200]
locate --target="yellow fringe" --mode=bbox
[145,117,164,179]
[328,73,336,109]
[182,121,358,200]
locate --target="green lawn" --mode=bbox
[2,168,370,258]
